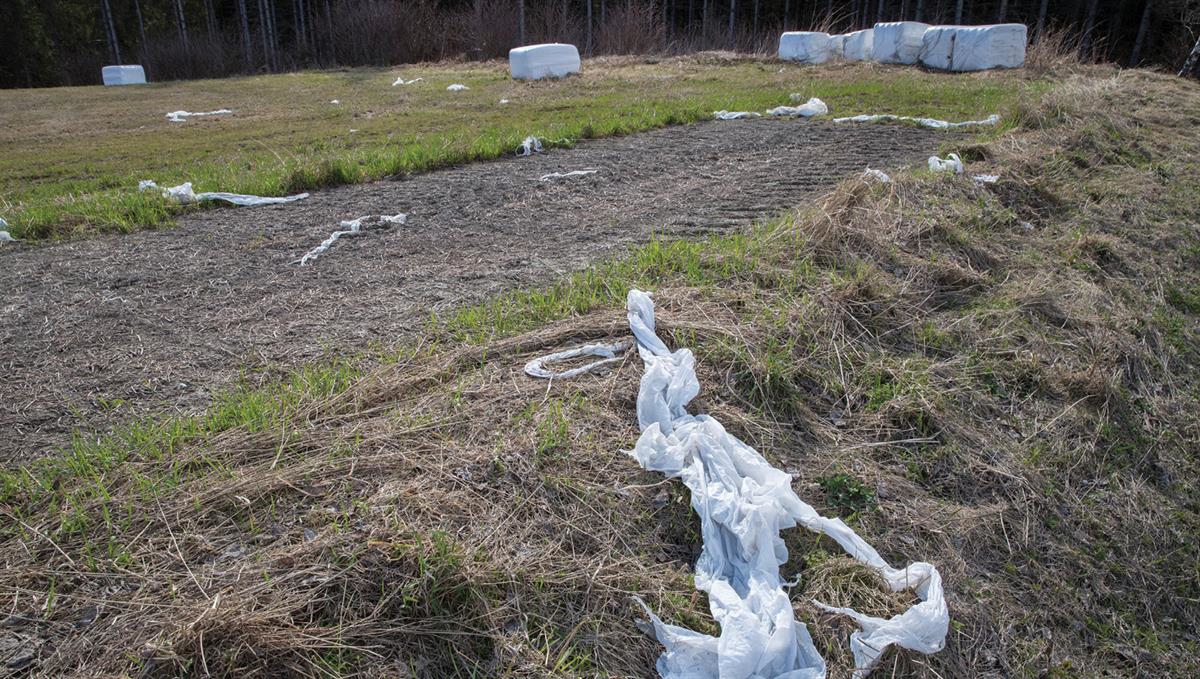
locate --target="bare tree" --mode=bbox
[1180,35,1200,77]
[174,0,190,49]
[728,0,736,43]
[100,0,121,62]
[237,0,253,66]
[133,0,147,48]
[998,0,1008,22]
[1128,0,1152,65]
[1035,0,1049,40]
[915,0,925,22]
[519,0,526,45]
[1080,0,1101,57]
[586,0,593,53]
[954,0,963,23]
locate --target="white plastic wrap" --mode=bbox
[827,34,847,59]
[139,180,309,206]
[714,110,762,120]
[928,153,964,174]
[778,32,833,63]
[102,65,146,86]
[392,76,423,85]
[767,97,828,117]
[625,289,949,679]
[165,109,232,123]
[509,43,582,80]
[0,217,16,243]
[871,22,930,64]
[834,112,1000,129]
[517,136,544,156]
[539,170,598,181]
[843,29,875,61]
[863,168,891,183]
[447,83,469,91]
[296,214,407,265]
[524,340,632,379]
[920,24,1026,71]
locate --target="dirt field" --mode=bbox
[0,117,949,461]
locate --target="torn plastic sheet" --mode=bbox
[447,83,469,91]
[972,174,999,184]
[833,113,1000,130]
[0,218,16,243]
[518,136,544,156]
[767,97,829,117]
[392,76,423,85]
[166,109,232,123]
[524,340,632,379]
[539,170,598,181]
[714,110,762,120]
[139,180,309,206]
[295,214,407,266]
[862,168,891,183]
[624,288,948,679]
[928,153,964,174]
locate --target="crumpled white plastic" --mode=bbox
[625,289,948,679]
[767,97,829,117]
[330,99,340,104]
[139,180,309,206]
[165,109,232,123]
[862,168,891,183]
[539,170,598,181]
[524,340,632,379]
[0,218,17,244]
[447,83,469,91]
[834,113,1000,130]
[714,110,762,120]
[393,76,423,86]
[518,136,544,156]
[971,174,999,184]
[295,213,407,265]
[928,153,964,174]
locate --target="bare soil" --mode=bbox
[0,118,948,461]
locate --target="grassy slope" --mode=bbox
[0,56,1033,239]
[2,66,1199,677]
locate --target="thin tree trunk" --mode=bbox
[257,0,271,67]
[997,0,1008,22]
[237,0,253,66]
[688,0,694,32]
[204,0,218,39]
[586,0,593,53]
[728,0,736,44]
[519,0,526,44]
[101,0,121,63]
[701,0,708,39]
[752,0,759,39]
[133,0,147,50]
[175,0,190,49]
[1035,0,1049,40]
[268,0,281,68]
[876,0,884,23]
[825,0,833,24]
[1179,35,1200,77]
[474,0,483,53]
[1080,0,1100,58]
[1129,0,1152,65]
[915,0,924,22]
[954,0,963,23]
[783,0,789,29]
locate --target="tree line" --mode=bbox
[0,0,1195,88]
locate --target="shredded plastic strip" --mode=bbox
[833,112,1000,130]
[139,180,309,206]
[165,109,232,123]
[393,77,423,85]
[518,136,544,156]
[862,168,891,183]
[767,97,829,117]
[0,218,17,243]
[295,214,407,266]
[713,110,762,120]
[524,340,632,379]
[625,289,948,679]
[447,83,469,91]
[928,153,964,174]
[538,170,598,181]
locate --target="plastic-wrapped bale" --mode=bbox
[828,34,847,59]
[509,43,581,80]
[871,22,930,64]
[843,29,875,61]
[101,65,146,86]
[779,32,832,63]
[919,24,1027,71]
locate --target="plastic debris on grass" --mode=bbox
[139,180,309,206]
[624,289,949,679]
[928,153,964,174]
[295,214,407,266]
[713,110,762,120]
[518,136,544,156]
[972,174,999,184]
[165,109,232,123]
[330,99,340,104]
[538,170,598,181]
[447,83,469,91]
[524,340,632,379]
[863,167,892,183]
[392,77,423,86]
[0,218,17,244]
[834,113,1001,130]
[767,97,829,117]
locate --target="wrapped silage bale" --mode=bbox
[779,32,833,64]
[828,34,847,59]
[509,43,581,80]
[843,29,875,61]
[101,65,146,86]
[919,24,1027,71]
[871,22,930,64]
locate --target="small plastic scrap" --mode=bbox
[834,113,1000,130]
[296,213,407,266]
[392,77,423,86]
[499,98,511,104]
[166,109,232,123]
[139,180,309,206]
[539,170,598,181]
[767,97,829,117]
[713,110,762,120]
[524,340,632,379]
[972,174,999,184]
[447,83,469,91]
[330,99,340,104]
[928,153,964,174]
[517,136,544,156]
[0,218,18,244]
[863,168,892,183]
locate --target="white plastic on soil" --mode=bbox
[392,76,423,85]
[524,340,632,379]
[518,136,544,156]
[842,29,875,61]
[863,168,891,182]
[330,99,340,104]
[928,153,964,174]
[539,170,598,181]
[139,180,309,206]
[509,43,582,80]
[102,65,146,86]
[871,21,930,64]
[767,97,829,117]
[833,113,1000,130]
[625,289,949,679]
[296,214,407,266]
[714,110,762,120]
[0,217,15,243]
[447,83,469,91]
[166,109,232,123]
[972,174,999,183]
[778,32,832,63]
[920,24,1027,71]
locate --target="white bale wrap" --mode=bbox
[102,65,146,86]
[871,22,930,64]
[843,29,875,61]
[779,32,832,63]
[828,34,847,59]
[509,43,581,80]
[919,24,1027,71]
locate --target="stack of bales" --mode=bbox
[777,22,1025,71]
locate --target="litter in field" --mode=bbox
[0,232,16,244]
[330,99,340,104]
[713,110,761,120]
[296,213,407,266]
[499,99,510,104]
[538,170,598,181]
[392,77,423,85]
[920,24,1027,71]
[102,64,146,86]
[524,340,632,379]
[842,28,875,61]
[509,43,582,80]
[834,112,1000,129]
[863,167,891,182]
[139,180,309,206]
[624,289,949,679]
[447,83,469,91]
[778,31,833,63]
[517,136,544,156]
[928,153,964,174]
[972,174,999,184]
[872,21,930,64]
[767,97,829,117]
[166,109,232,123]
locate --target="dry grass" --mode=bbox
[2,68,1199,677]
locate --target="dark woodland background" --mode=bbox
[1,0,1197,88]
